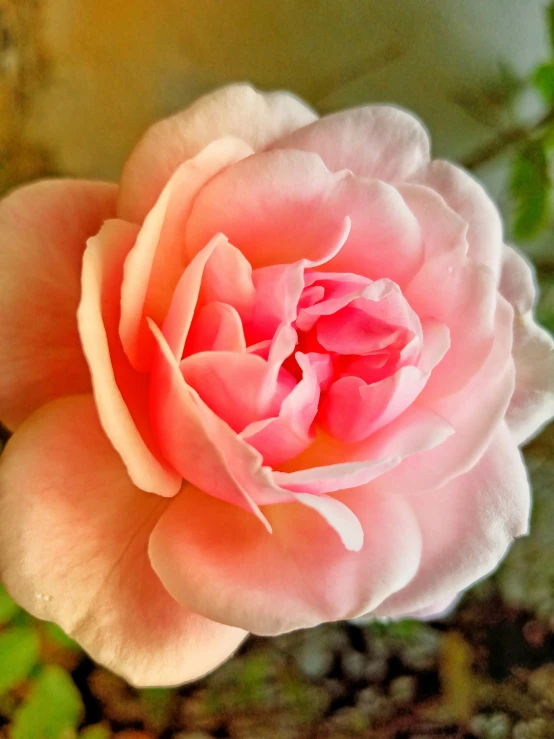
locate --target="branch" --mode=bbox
[461,109,554,170]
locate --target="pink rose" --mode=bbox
[1,84,553,687]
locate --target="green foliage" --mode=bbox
[510,140,552,240]
[0,585,20,625]
[42,622,80,651]
[534,63,554,103]
[0,627,40,696]
[12,666,84,739]
[548,1,554,54]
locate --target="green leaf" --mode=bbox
[533,63,554,103]
[0,626,40,696]
[42,622,80,651]
[12,665,84,739]
[0,585,20,625]
[510,140,552,240]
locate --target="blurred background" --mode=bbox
[2,1,554,737]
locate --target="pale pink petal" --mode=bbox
[180,351,294,433]
[0,396,246,687]
[405,243,498,399]
[119,84,317,223]
[184,302,246,355]
[148,319,280,521]
[321,366,428,444]
[78,221,181,496]
[499,246,554,444]
[409,160,503,275]
[499,245,535,314]
[418,318,451,373]
[119,139,252,370]
[186,149,353,269]
[272,457,401,496]
[0,180,116,429]
[281,406,454,484]
[270,105,430,182]
[372,423,530,619]
[397,183,469,261]
[373,297,515,495]
[507,316,554,445]
[149,482,422,635]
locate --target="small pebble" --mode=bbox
[389,675,417,706]
[468,712,511,739]
[512,717,549,739]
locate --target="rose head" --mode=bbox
[1,85,553,687]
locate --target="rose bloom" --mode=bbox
[0,85,553,687]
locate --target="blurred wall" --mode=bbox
[3,0,551,182]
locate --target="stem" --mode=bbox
[462,109,554,170]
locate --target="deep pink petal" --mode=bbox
[409,160,503,275]
[148,482,422,635]
[119,139,252,370]
[372,423,530,619]
[240,352,321,465]
[270,105,430,181]
[184,302,246,355]
[0,180,116,429]
[321,366,427,444]
[78,221,181,496]
[0,396,246,687]
[118,84,317,223]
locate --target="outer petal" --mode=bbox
[119,138,253,370]
[499,246,554,444]
[409,160,503,276]
[149,482,422,635]
[78,220,181,496]
[0,179,116,429]
[372,423,530,619]
[118,84,317,223]
[270,105,430,182]
[0,396,246,687]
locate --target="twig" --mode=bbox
[462,109,554,170]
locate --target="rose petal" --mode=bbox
[148,319,278,523]
[0,180,116,429]
[184,302,246,355]
[78,220,181,496]
[119,138,253,370]
[149,482,422,635]
[405,242,497,399]
[119,84,317,223]
[373,297,515,495]
[409,160,503,275]
[321,366,428,444]
[499,246,554,444]
[270,105,430,182]
[180,351,294,433]
[0,395,246,687]
[372,422,530,619]
[186,149,352,270]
